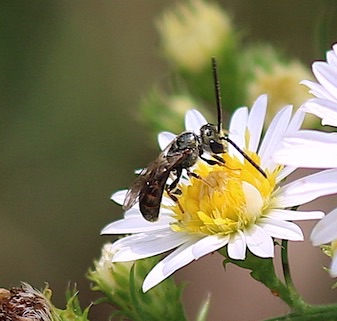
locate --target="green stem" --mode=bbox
[280,240,310,313]
[264,304,337,321]
[281,240,293,288]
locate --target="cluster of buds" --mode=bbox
[141,0,317,135]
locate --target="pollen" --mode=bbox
[169,152,278,236]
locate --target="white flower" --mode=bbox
[274,43,337,168]
[102,95,337,292]
[311,208,337,278]
[273,43,337,280]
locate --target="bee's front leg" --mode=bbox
[199,154,225,166]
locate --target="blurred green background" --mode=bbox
[1,1,337,320]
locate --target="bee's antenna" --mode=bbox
[212,57,222,134]
[212,57,267,179]
[222,136,267,179]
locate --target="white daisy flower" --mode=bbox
[273,43,337,279]
[102,95,337,292]
[274,43,337,168]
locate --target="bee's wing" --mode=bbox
[122,141,173,211]
[122,166,149,211]
[122,139,187,212]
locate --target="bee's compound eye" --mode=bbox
[210,140,224,154]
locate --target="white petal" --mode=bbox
[142,237,200,292]
[276,166,297,183]
[191,234,229,259]
[228,230,247,260]
[274,130,337,168]
[312,61,337,101]
[301,80,335,101]
[123,206,173,219]
[302,98,337,126]
[158,131,176,150]
[111,230,191,262]
[134,168,143,175]
[244,225,274,258]
[311,207,337,246]
[185,109,207,132]
[327,47,337,65]
[101,215,172,234]
[247,95,267,153]
[275,168,337,207]
[111,190,128,205]
[330,254,337,278]
[259,105,293,170]
[123,207,141,218]
[242,182,263,217]
[286,108,305,133]
[268,208,324,221]
[258,218,303,241]
[228,107,248,158]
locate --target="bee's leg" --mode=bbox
[200,156,241,174]
[167,167,182,192]
[186,169,201,180]
[166,188,180,202]
[201,154,242,173]
[166,168,184,213]
[212,154,225,164]
[166,186,184,213]
[185,169,214,188]
[200,154,225,166]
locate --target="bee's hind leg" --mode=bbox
[165,167,184,213]
[165,186,184,213]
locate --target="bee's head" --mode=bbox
[200,123,226,154]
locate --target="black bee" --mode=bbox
[123,58,266,221]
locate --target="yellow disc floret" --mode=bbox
[169,152,279,236]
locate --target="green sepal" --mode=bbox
[221,247,283,295]
[49,285,91,321]
[126,257,188,321]
[89,255,188,321]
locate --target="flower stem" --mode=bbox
[264,304,337,321]
[222,245,337,321]
[281,240,293,288]
[280,240,310,313]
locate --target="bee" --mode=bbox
[123,58,267,221]
[123,131,203,221]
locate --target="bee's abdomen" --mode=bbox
[139,179,167,222]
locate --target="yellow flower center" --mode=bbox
[168,152,279,236]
